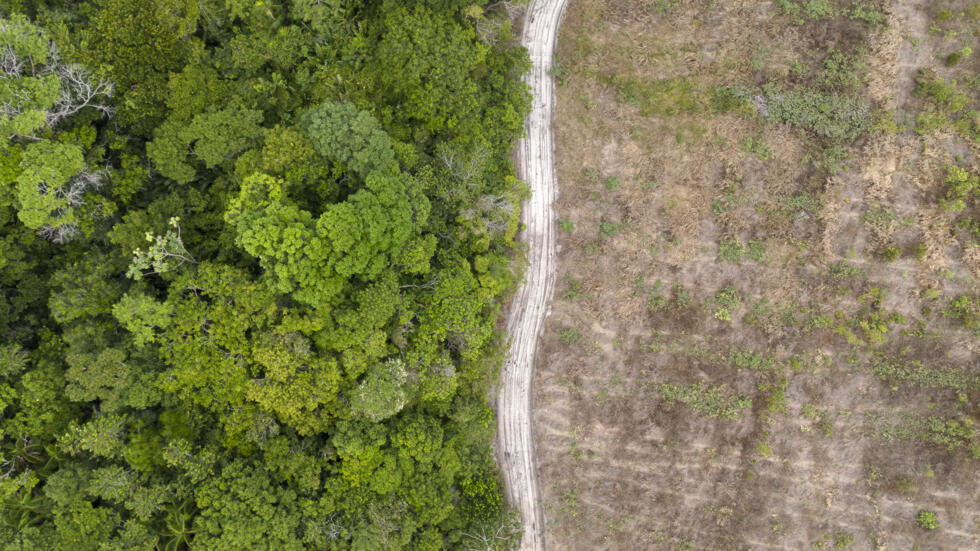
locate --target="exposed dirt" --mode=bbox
[497,0,568,549]
[536,1,979,549]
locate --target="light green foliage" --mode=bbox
[730,349,777,371]
[763,85,871,139]
[301,101,397,177]
[660,382,751,420]
[228,105,431,306]
[147,107,263,183]
[60,414,129,459]
[64,347,161,411]
[0,2,528,547]
[869,357,980,391]
[712,286,742,322]
[878,413,978,451]
[776,0,837,25]
[153,263,276,413]
[913,69,978,141]
[0,15,113,140]
[244,332,341,435]
[0,16,113,244]
[713,86,751,113]
[819,49,868,94]
[192,460,304,550]
[717,238,746,264]
[13,141,86,231]
[938,165,978,213]
[0,18,59,138]
[559,328,581,345]
[111,292,173,347]
[944,294,978,334]
[916,510,939,530]
[351,359,409,422]
[601,74,708,116]
[226,168,425,305]
[126,217,197,280]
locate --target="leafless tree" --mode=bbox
[489,0,527,20]
[43,56,114,127]
[1,21,113,141]
[36,168,106,244]
[461,193,515,237]
[439,142,489,191]
[462,513,521,551]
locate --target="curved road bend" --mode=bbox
[498,0,568,550]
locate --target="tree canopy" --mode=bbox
[0,3,529,549]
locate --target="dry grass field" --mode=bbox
[535,0,979,549]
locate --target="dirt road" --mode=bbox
[497,0,568,549]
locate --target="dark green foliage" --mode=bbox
[0,3,530,549]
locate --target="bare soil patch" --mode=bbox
[537,1,980,549]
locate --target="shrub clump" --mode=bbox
[916,510,939,530]
[762,85,871,139]
[660,382,751,420]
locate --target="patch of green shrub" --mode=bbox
[776,0,836,25]
[944,294,979,334]
[870,357,980,391]
[763,85,871,139]
[880,246,901,262]
[671,282,693,310]
[559,327,582,345]
[939,165,978,213]
[598,220,621,238]
[712,286,741,322]
[747,240,768,263]
[660,382,751,420]
[913,70,978,141]
[600,74,709,116]
[647,279,667,311]
[713,86,750,113]
[731,349,777,371]
[848,3,885,25]
[756,441,772,456]
[916,510,939,530]
[819,49,868,93]
[717,238,746,264]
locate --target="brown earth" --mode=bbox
[535,1,980,549]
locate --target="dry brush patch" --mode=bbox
[538,0,980,549]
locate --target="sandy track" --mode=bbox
[497,0,568,549]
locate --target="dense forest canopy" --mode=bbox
[0,1,531,549]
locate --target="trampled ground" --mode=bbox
[536,1,980,549]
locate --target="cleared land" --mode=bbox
[497,0,567,549]
[537,1,979,549]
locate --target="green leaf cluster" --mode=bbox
[0,3,530,549]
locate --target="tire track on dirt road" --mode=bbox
[497,0,568,549]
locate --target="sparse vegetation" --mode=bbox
[543,0,980,548]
